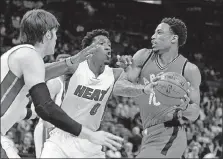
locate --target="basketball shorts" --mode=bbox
[136,123,187,158]
[40,128,105,158]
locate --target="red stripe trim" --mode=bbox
[1,76,25,117]
[1,71,17,99]
[161,110,180,155]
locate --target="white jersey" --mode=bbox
[54,77,65,106]
[1,44,35,135]
[59,61,115,131]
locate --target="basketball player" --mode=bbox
[1,9,123,158]
[34,54,71,158]
[40,29,154,158]
[113,17,201,158]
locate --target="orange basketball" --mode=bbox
[153,72,189,106]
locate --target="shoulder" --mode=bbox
[133,48,153,67]
[184,62,201,87]
[16,48,44,66]
[184,62,201,75]
[16,47,39,59]
[112,68,124,82]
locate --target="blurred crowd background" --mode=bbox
[0,0,222,158]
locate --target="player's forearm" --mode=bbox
[29,83,82,136]
[113,80,145,97]
[45,58,72,81]
[182,103,200,121]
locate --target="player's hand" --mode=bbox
[116,55,133,70]
[70,41,102,64]
[143,75,161,95]
[89,131,124,151]
[176,94,190,111]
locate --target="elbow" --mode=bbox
[35,106,51,121]
[184,106,200,122]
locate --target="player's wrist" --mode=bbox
[65,57,74,67]
[78,126,92,140]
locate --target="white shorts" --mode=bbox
[40,128,105,158]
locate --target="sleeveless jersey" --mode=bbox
[39,77,65,126]
[1,44,35,135]
[134,50,188,129]
[54,77,65,106]
[59,61,115,131]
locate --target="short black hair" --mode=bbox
[81,29,109,49]
[161,17,187,47]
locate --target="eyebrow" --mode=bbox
[156,29,163,32]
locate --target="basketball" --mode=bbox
[153,72,190,106]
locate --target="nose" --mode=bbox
[104,46,111,53]
[151,33,156,40]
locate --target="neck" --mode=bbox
[157,46,179,66]
[87,58,105,78]
[34,43,46,58]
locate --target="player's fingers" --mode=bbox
[152,76,161,82]
[104,142,117,151]
[125,56,132,65]
[80,40,102,55]
[106,138,122,149]
[180,98,184,104]
[157,72,164,77]
[184,95,190,103]
[187,82,191,87]
[151,82,158,87]
[106,133,124,143]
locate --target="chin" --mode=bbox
[152,47,159,53]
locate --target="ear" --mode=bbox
[45,30,52,40]
[171,35,178,44]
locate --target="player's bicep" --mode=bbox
[184,63,201,105]
[19,51,45,89]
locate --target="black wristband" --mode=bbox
[24,108,32,120]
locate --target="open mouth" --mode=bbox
[151,41,156,47]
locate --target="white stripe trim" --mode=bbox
[1,77,19,103]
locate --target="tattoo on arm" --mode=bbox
[113,72,144,97]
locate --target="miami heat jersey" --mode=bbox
[134,50,188,129]
[1,44,35,135]
[59,61,115,131]
[54,77,65,106]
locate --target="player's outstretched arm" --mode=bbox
[182,62,201,121]
[45,41,101,81]
[19,50,123,150]
[113,49,157,97]
[19,49,82,136]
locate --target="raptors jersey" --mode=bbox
[134,50,188,129]
[59,61,115,131]
[1,44,35,135]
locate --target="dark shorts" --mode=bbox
[136,123,187,158]
[1,143,8,158]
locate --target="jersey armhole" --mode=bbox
[141,50,154,69]
[7,46,36,78]
[182,59,188,76]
